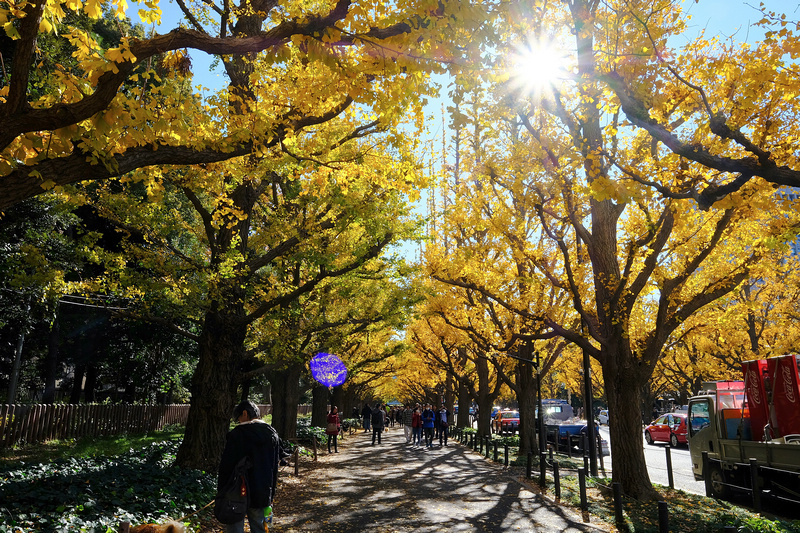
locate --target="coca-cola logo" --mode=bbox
[782,365,796,404]
[748,368,761,406]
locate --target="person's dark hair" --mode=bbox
[233,400,259,420]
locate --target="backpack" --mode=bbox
[214,456,251,524]
[372,409,383,426]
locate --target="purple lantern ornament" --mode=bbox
[309,352,348,387]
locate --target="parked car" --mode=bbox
[644,413,688,447]
[597,409,609,425]
[493,409,520,434]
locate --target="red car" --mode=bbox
[493,410,520,434]
[644,413,688,447]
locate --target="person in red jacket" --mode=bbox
[326,406,340,453]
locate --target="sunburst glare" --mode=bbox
[508,37,569,99]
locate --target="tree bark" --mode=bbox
[268,364,302,440]
[175,310,246,471]
[42,315,59,404]
[516,361,538,456]
[312,384,329,428]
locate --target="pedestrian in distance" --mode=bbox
[411,405,423,446]
[371,402,385,444]
[362,403,372,433]
[422,403,436,448]
[438,404,450,446]
[217,400,281,533]
[326,406,340,453]
[403,404,413,444]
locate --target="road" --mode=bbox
[597,426,706,495]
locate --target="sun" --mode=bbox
[508,38,568,99]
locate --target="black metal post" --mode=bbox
[526,452,532,479]
[539,452,547,488]
[665,446,674,489]
[613,482,623,526]
[578,467,588,512]
[749,458,762,512]
[493,441,499,462]
[658,501,669,533]
[553,461,561,500]
[536,349,545,454]
[504,444,509,466]
[702,452,713,497]
[582,348,598,476]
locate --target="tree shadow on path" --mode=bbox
[273,428,608,532]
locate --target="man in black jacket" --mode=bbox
[217,401,280,533]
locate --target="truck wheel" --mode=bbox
[708,464,730,499]
[670,433,679,447]
[645,431,653,445]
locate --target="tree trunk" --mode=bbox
[176,310,246,471]
[475,356,494,436]
[312,384,329,428]
[42,315,59,404]
[604,358,659,500]
[84,364,97,402]
[6,330,25,403]
[70,364,85,404]
[331,385,344,414]
[516,361,538,456]
[268,363,302,439]
[456,381,471,428]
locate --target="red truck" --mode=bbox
[687,354,800,498]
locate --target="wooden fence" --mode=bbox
[0,403,312,449]
[0,404,192,449]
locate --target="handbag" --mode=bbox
[326,422,338,433]
[214,456,251,524]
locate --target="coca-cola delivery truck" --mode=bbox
[687,354,800,499]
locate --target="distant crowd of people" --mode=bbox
[354,402,452,448]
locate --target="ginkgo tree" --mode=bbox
[432,0,800,501]
[0,0,494,209]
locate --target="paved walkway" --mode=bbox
[271,426,608,532]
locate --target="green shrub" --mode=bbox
[0,438,215,532]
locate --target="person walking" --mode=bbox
[326,406,340,453]
[411,405,423,446]
[371,403,385,445]
[402,404,413,444]
[438,405,450,447]
[422,403,436,448]
[217,400,281,533]
[362,403,372,433]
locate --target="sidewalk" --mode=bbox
[271,426,610,532]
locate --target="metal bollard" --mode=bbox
[485,437,491,458]
[658,501,669,533]
[665,446,674,489]
[583,454,589,474]
[749,458,762,512]
[526,452,532,479]
[578,467,588,512]
[702,452,713,496]
[493,441,499,462]
[553,461,561,500]
[539,452,547,488]
[613,482,623,526]
[479,435,483,454]
[504,444,509,466]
